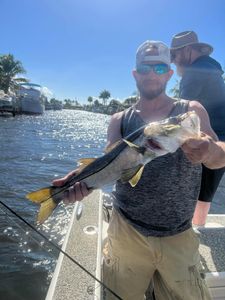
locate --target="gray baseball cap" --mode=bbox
[136,40,171,67]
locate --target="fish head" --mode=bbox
[143,111,200,155]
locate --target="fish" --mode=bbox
[26,111,200,223]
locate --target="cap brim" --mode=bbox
[170,42,213,55]
[139,56,170,66]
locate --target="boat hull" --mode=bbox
[21,97,45,114]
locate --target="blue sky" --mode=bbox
[1,0,225,103]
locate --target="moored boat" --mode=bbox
[0,91,15,116]
[16,83,46,114]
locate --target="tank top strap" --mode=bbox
[169,99,190,116]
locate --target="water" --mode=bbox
[0,110,110,300]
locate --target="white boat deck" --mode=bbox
[46,178,225,300]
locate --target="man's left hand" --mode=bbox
[181,133,213,165]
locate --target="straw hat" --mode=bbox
[170,31,213,55]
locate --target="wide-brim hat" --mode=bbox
[170,31,213,55]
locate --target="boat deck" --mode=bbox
[46,176,225,300]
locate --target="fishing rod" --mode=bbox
[0,200,123,300]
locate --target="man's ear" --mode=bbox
[167,69,174,80]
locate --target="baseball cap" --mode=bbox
[136,40,171,67]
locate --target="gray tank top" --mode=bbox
[113,100,202,237]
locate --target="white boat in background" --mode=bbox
[0,90,16,116]
[16,83,46,114]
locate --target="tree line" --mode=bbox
[3,53,224,114]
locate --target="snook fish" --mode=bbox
[26,111,200,223]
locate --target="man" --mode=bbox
[53,40,225,300]
[170,30,225,226]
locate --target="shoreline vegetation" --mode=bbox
[0,53,183,116]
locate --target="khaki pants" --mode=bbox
[103,209,211,300]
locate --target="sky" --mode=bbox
[1,0,225,103]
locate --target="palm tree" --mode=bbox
[87,96,93,106]
[0,54,28,94]
[99,90,111,106]
[169,79,180,98]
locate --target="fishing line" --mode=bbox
[0,200,123,300]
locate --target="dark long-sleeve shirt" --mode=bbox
[179,55,225,140]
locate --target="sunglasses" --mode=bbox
[136,63,170,75]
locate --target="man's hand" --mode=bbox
[181,133,213,165]
[52,170,91,204]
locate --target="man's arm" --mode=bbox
[105,111,124,149]
[182,100,225,169]
[52,111,124,203]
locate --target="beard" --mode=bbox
[136,80,167,100]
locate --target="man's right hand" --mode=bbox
[52,170,91,203]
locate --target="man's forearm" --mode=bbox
[204,141,225,169]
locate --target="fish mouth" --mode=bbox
[145,138,164,151]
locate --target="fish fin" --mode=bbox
[104,140,121,153]
[77,158,96,166]
[123,139,140,149]
[121,164,144,185]
[129,165,145,187]
[26,187,53,203]
[123,139,146,154]
[37,198,57,224]
[76,158,97,174]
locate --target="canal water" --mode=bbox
[0,110,110,300]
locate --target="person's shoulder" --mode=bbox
[108,110,126,129]
[106,111,125,147]
[109,111,124,126]
[188,100,208,117]
[188,100,203,109]
[192,56,222,71]
[111,110,124,120]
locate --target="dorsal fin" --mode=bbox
[77,158,96,166]
[77,158,96,173]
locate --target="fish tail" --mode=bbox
[37,198,57,224]
[26,187,58,223]
[26,187,53,203]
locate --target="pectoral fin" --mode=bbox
[121,164,145,187]
[123,139,140,149]
[129,165,145,187]
[123,139,146,154]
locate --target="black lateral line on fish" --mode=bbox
[43,125,146,202]
[0,200,123,300]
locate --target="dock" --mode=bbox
[46,176,225,300]
[0,105,16,116]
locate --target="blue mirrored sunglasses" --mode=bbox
[136,64,169,75]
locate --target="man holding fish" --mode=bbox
[28,40,225,299]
